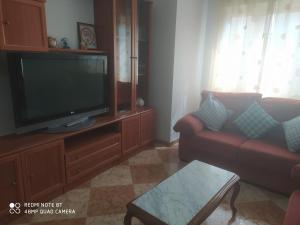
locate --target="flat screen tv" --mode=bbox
[8,52,110,134]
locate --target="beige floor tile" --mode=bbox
[133,183,157,197]
[30,189,90,223]
[128,150,162,165]
[91,165,132,187]
[7,144,290,225]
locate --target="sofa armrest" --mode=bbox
[173,114,204,136]
[283,190,300,225]
[292,164,300,185]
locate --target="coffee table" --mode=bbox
[124,160,240,225]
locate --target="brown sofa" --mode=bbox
[284,190,300,225]
[174,91,300,194]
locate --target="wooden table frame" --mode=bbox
[124,176,240,225]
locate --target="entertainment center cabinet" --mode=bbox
[0,0,154,224]
[0,107,155,223]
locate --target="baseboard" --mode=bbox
[155,139,179,147]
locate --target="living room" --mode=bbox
[0,0,299,225]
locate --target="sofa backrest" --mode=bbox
[201,91,263,115]
[201,91,300,146]
[261,98,300,122]
[262,98,300,145]
[201,90,263,133]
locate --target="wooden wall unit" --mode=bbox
[95,0,152,114]
[122,108,155,155]
[0,154,24,220]
[22,140,65,202]
[122,114,141,154]
[0,0,48,51]
[0,1,155,223]
[140,109,155,145]
[65,130,122,184]
[0,108,155,223]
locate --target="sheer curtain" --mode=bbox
[208,0,300,98]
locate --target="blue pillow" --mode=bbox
[233,102,279,139]
[193,94,230,131]
[283,116,300,153]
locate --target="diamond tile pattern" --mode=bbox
[9,144,288,225]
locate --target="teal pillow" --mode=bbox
[283,116,300,153]
[233,102,279,139]
[193,94,230,131]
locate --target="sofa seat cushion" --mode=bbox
[239,140,300,175]
[195,131,247,161]
[283,191,300,225]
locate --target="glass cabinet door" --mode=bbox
[137,0,151,107]
[116,0,133,112]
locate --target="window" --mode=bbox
[209,0,300,98]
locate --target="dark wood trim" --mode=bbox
[131,0,138,112]
[145,1,153,105]
[0,0,5,50]
[48,48,108,54]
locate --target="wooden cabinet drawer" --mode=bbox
[22,140,65,202]
[66,133,121,164]
[66,143,121,183]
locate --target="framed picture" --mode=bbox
[77,22,97,49]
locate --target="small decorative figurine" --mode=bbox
[136,97,145,107]
[60,38,70,49]
[48,37,57,48]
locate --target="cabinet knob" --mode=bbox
[11,181,17,186]
[4,21,10,25]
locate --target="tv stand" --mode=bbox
[0,107,155,225]
[47,117,96,133]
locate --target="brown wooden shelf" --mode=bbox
[0,108,153,158]
[48,48,108,54]
[65,130,120,153]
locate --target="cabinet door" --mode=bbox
[0,0,48,51]
[115,0,137,112]
[140,109,155,145]
[122,115,140,154]
[22,141,65,202]
[0,155,24,218]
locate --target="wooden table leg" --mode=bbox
[229,182,240,222]
[124,212,133,225]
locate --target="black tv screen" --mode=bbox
[8,52,109,133]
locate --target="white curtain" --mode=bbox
[209,0,300,98]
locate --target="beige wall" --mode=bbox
[149,0,178,142]
[170,0,209,141]
[149,0,211,143]
[46,0,94,49]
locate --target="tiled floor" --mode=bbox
[10,144,289,225]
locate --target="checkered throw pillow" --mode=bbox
[193,94,230,131]
[233,102,279,139]
[283,116,300,153]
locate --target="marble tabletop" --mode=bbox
[132,160,237,225]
